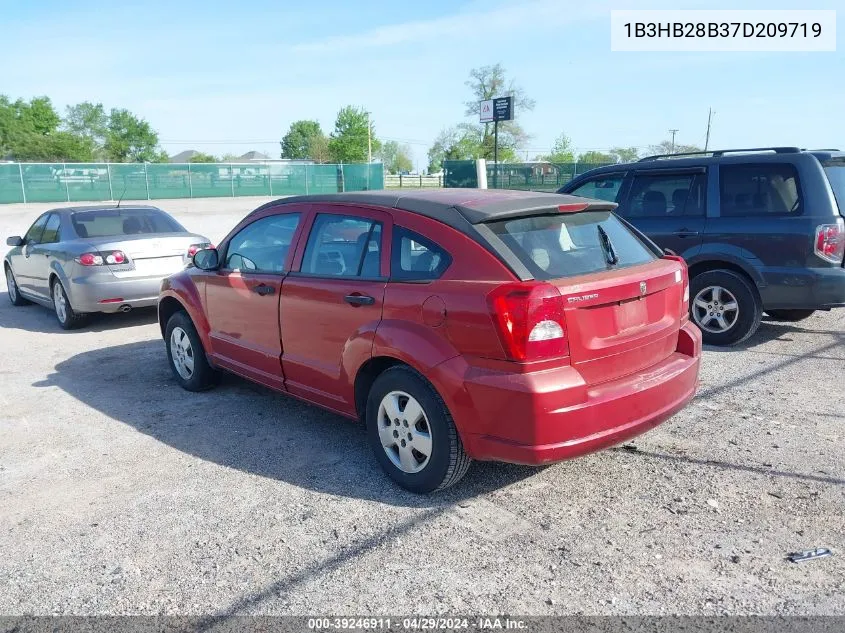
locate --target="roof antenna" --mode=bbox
[115,183,127,208]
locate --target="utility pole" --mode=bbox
[669,129,679,154]
[704,109,713,151]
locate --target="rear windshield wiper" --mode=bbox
[597,225,619,266]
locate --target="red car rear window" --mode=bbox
[487,210,657,280]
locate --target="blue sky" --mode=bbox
[1,0,842,168]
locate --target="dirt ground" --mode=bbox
[0,198,843,615]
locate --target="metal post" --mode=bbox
[399,174,403,188]
[187,163,193,198]
[419,174,423,188]
[493,121,498,189]
[304,164,309,195]
[143,162,150,199]
[18,163,26,203]
[63,162,70,201]
[106,164,113,200]
[267,163,273,197]
[230,163,235,197]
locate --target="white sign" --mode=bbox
[479,99,494,123]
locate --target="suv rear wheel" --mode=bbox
[690,270,762,346]
[765,309,816,322]
[366,365,471,494]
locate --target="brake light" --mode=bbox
[487,282,569,361]
[814,219,845,264]
[663,254,690,321]
[75,250,127,266]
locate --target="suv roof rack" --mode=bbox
[638,147,801,162]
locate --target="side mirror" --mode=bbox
[192,247,219,271]
[6,236,23,247]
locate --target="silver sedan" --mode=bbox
[4,205,210,329]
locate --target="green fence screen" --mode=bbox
[443,160,616,191]
[0,162,384,204]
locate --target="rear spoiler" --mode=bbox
[468,200,618,225]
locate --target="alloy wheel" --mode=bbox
[377,390,433,474]
[6,268,16,303]
[53,283,67,323]
[692,285,739,334]
[170,326,195,380]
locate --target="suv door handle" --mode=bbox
[344,294,375,306]
[252,283,275,296]
[674,229,700,238]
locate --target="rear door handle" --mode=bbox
[344,294,375,306]
[674,229,700,238]
[252,283,275,296]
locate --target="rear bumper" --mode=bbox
[760,266,845,309]
[435,322,701,465]
[67,274,165,313]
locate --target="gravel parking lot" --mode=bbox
[0,198,843,616]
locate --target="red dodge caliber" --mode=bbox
[159,190,701,493]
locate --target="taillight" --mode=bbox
[76,250,126,266]
[187,243,213,258]
[663,254,690,321]
[815,219,845,264]
[487,282,569,361]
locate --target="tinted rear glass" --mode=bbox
[823,163,845,213]
[71,209,185,238]
[487,210,657,279]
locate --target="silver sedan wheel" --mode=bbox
[52,282,67,323]
[377,390,433,474]
[6,268,16,302]
[170,326,195,380]
[693,285,739,334]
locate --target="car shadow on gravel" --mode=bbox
[704,316,845,353]
[0,292,159,333]
[33,339,539,507]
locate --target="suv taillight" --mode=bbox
[487,282,569,361]
[815,219,845,264]
[75,250,127,266]
[663,254,690,321]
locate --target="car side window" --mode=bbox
[223,213,301,273]
[568,174,624,203]
[301,214,383,278]
[391,227,451,281]
[40,213,62,244]
[24,214,49,244]
[720,164,801,216]
[622,173,705,218]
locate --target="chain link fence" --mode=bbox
[443,160,616,191]
[0,162,384,204]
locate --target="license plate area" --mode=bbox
[615,297,647,331]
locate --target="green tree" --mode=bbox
[427,125,485,173]
[220,152,241,161]
[307,133,331,163]
[105,108,161,162]
[9,131,95,162]
[281,120,326,159]
[377,140,413,174]
[328,106,380,163]
[63,102,108,145]
[578,150,615,164]
[648,140,702,156]
[462,64,534,161]
[609,146,639,163]
[0,95,62,157]
[189,152,218,163]
[539,133,575,163]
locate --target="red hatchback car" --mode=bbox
[158,190,701,493]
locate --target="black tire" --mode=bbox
[690,270,762,346]
[5,264,29,306]
[51,279,88,330]
[366,365,471,494]
[165,310,217,391]
[765,309,816,322]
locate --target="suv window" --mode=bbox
[487,210,657,280]
[822,161,845,211]
[301,214,383,278]
[720,164,801,216]
[40,213,62,244]
[224,213,301,273]
[391,227,451,281]
[622,172,705,218]
[568,174,624,203]
[24,214,49,244]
